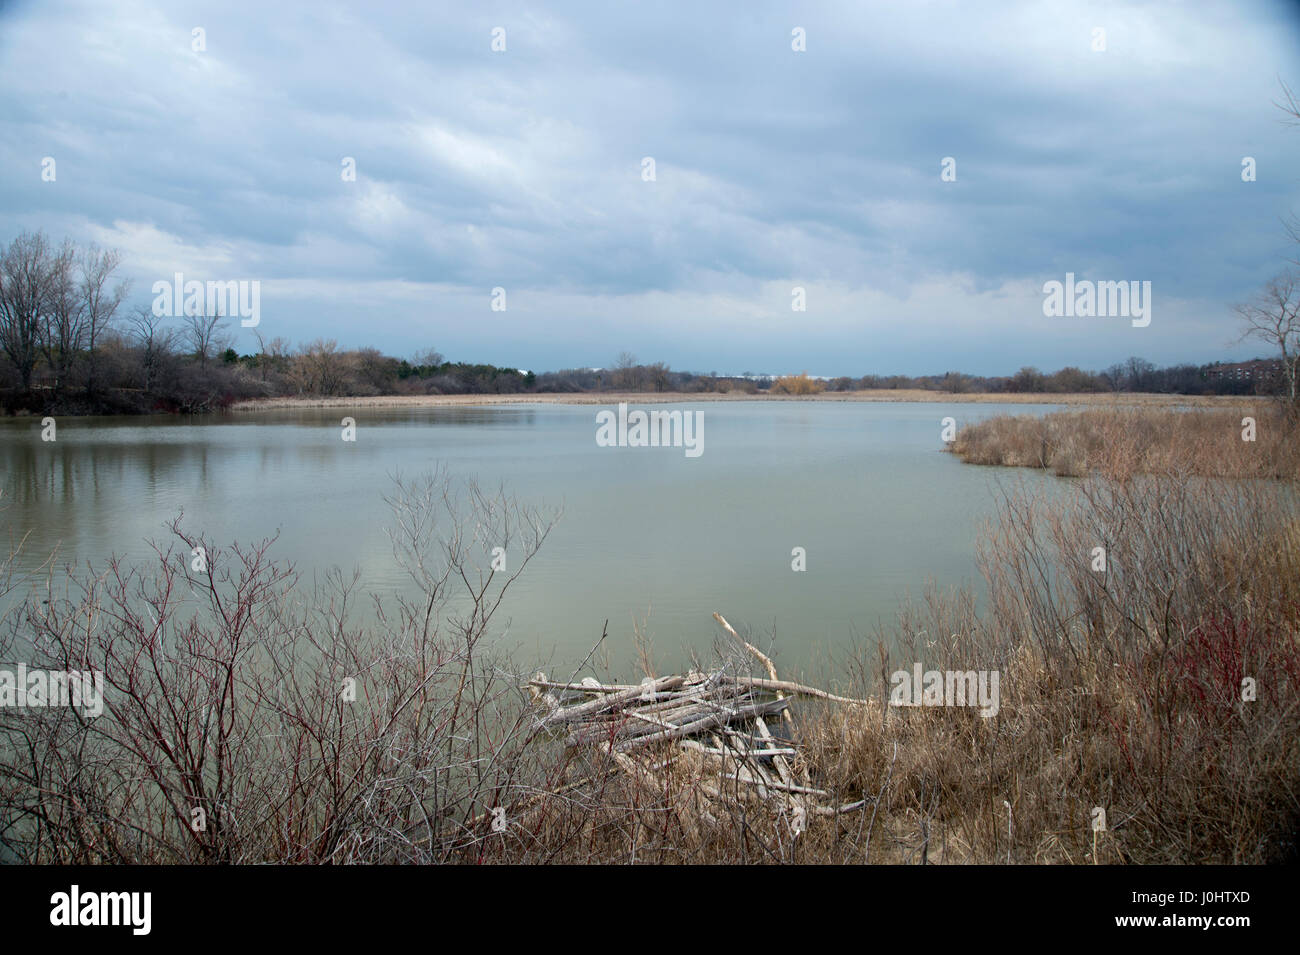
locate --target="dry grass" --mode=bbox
[770,372,826,395]
[950,405,1300,479]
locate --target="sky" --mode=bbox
[2,0,1299,377]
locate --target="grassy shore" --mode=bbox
[949,405,1300,479]
[230,389,1256,411]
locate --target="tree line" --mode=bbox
[2,229,1296,414]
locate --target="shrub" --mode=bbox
[770,372,825,395]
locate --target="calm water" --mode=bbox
[0,402,1058,679]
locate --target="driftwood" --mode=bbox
[526,611,874,821]
[720,675,871,706]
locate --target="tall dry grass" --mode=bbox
[949,406,1300,479]
[793,466,1300,864]
[770,372,825,396]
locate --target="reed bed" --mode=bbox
[949,405,1300,479]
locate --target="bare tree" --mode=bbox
[251,331,292,381]
[125,305,176,392]
[1124,356,1156,392]
[354,346,398,393]
[37,239,82,392]
[1236,269,1300,403]
[251,328,269,382]
[79,245,127,394]
[183,307,230,368]
[0,231,52,391]
[411,347,444,369]
[293,338,347,395]
[0,232,125,396]
[1277,80,1300,263]
[613,351,640,391]
[1276,78,1300,127]
[645,360,671,392]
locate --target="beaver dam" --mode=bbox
[526,613,872,823]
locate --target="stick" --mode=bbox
[720,675,872,706]
[528,679,640,692]
[717,773,829,797]
[545,675,685,722]
[678,740,798,757]
[614,699,790,752]
[714,613,815,788]
[808,799,869,816]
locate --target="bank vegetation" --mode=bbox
[948,406,1300,479]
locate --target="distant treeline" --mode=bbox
[0,230,1285,415]
[3,339,1281,416]
[822,358,1281,397]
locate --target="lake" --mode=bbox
[0,401,1059,680]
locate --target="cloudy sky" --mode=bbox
[2,0,1298,376]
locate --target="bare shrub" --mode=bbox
[0,472,563,863]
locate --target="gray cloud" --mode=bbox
[1,0,1298,375]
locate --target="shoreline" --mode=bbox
[229,390,1258,412]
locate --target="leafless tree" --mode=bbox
[37,239,81,391]
[1277,80,1300,262]
[251,331,291,380]
[293,338,347,395]
[1099,363,1126,392]
[0,232,125,395]
[1124,356,1156,392]
[353,346,398,393]
[251,328,269,382]
[645,361,671,392]
[125,305,177,392]
[411,347,444,369]
[1276,78,1300,127]
[183,307,230,368]
[1236,269,1300,403]
[79,245,128,394]
[0,231,52,391]
[613,351,640,391]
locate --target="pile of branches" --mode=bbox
[527,614,871,821]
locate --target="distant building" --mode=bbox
[1204,359,1281,384]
